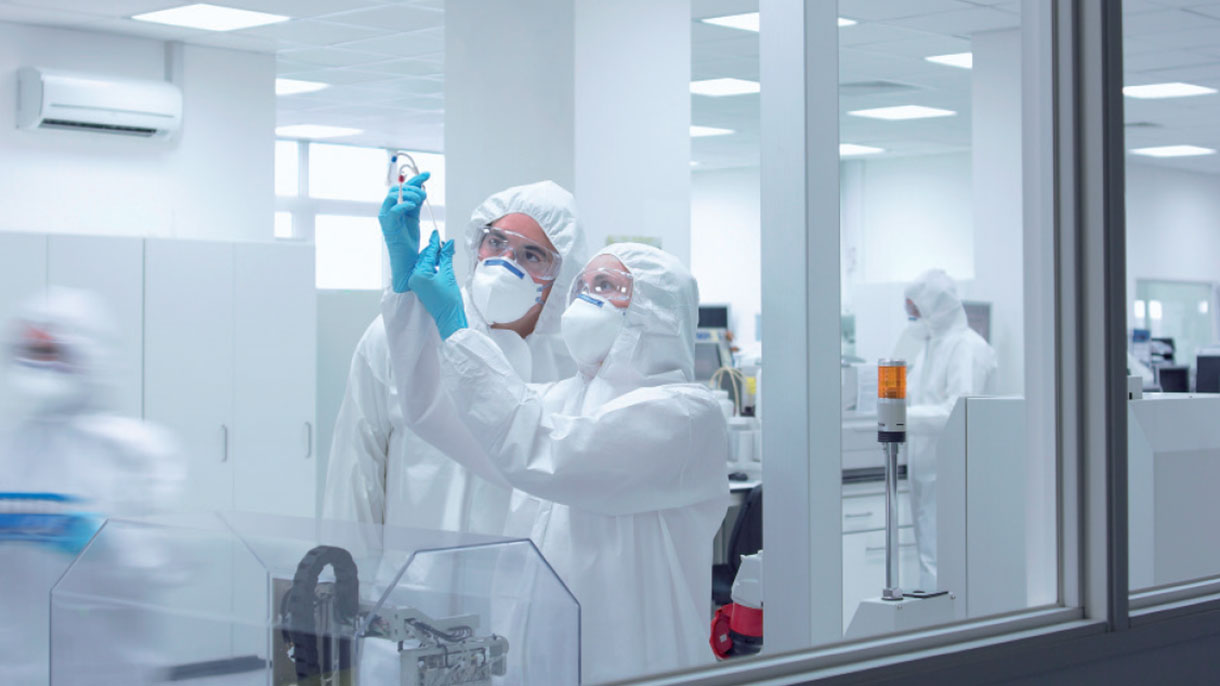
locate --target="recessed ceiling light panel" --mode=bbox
[838,17,857,27]
[925,52,973,69]
[276,124,362,139]
[132,3,289,31]
[690,125,734,137]
[690,78,760,96]
[1123,82,1217,99]
[848,105,957,120]
[701,12,856,31]
[276,78,329,96]
[1130,145,1216,158]
[840,143,884,156]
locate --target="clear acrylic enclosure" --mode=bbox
[50,512,579,685]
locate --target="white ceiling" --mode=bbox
[0,0,1218,174]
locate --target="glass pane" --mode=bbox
[275,139,298,197]
[309,143,391,203]
[838,0,1057,639]
[273,211,292,239]
[1124,2,1220,594]
[315,214,384,290]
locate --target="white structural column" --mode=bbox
[971,29,1025,397]
[444,0,576,280]
[573,0,692,260]
[760,0,843,649]
[445,0,691,274]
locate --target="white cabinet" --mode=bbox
[144,238,316,516]
[145,239,236,513]
[841,484,918,633]
[48,235,145,419]
[232,242,316,517]
[0,233,48,427]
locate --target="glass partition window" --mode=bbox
[835,0,1058,640]
[1123,1,1220,596]
[315,214,384,290]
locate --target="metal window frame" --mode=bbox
[608,1,1141,684]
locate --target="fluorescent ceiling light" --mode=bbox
[1123,82,1217,99]
[925,52,973,69]
[690,78,760,96]
[701,12,758,31]
[701,12,855,31]
[132,3,288,31]
[840,143,884,156]
[1129,144,1216,158]
[691,125,733,137]
[275,124,362,139]
[276,78,329,96]
[690,161,700,167]
[848,105,957,120]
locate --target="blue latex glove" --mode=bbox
[409,230,468,340]
[379,171,430,293]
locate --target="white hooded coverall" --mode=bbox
[0,288,183,685]
[902,269,997,591]
[322,181,587,535]
[382,243,730,684]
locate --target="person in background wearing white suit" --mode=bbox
[322,177,587,536]
[898,269,997,592]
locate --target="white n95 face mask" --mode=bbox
[561,295,626,368]
[471,257,544,325]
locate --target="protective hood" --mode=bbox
[5,287,116,415]
[464,180,587,336]
[588,243,699,390]
[904,269,969,338]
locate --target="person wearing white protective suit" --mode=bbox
[0,288,183,685]
[322,178,586,535]
[898,269,997,592]
[380,230,730,683]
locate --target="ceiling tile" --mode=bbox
[338,28,443,57]
[839,0,975,22]
[219,0,384,19]
[1124,9,1220,35]
[275,67,398,84]
[355,57,442,76]
[324,4,443,32]
[882,7,1021,35]
[0,2,108,27]
[279,46,391,67]
[239,18,390,46]
[4,0,180,17]
[691,0,759,20]
[839,23,949,47]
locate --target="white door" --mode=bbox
[0,233,48,428]
[144,239,235,513]
[232,242,317,516]
[47,235,145,419]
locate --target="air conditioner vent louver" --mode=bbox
[40,118,160,137]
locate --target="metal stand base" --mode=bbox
[845,593,958,640]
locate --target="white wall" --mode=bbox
[1126,161,1220,325]
[0,22,275,241]
[690,167,761,344]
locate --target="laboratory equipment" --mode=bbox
[1155,364,1190,392]
[1150,337,1176,365]
[845,360,956,639]
[1195,350,1220,393]
[49,512,580,685]
[275,545,508,685]
[710,551,763,660]
[1132,328,1152,367]
[387,149,441,237]
[696,304,732,382]
[961,300,993,342]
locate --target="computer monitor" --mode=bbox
[694,341,723,380]
[698,304,730,330]
[1197,355,1220,393]
[1156,365,1190,392]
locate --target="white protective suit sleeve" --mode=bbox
[906,336,995,436]
[435,328,727,516]
[321,324,391,523]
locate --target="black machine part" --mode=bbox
[282,545,361,685]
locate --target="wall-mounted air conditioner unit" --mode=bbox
[17,67,183,138]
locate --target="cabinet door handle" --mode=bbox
[304,421,313,459]
[220,424,229,463]
[844,511,874,519]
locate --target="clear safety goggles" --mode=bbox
[12,325,72,371]
[476,226,562,281]
[568,266,634,308]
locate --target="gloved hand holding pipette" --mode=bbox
[379,171,429,293]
